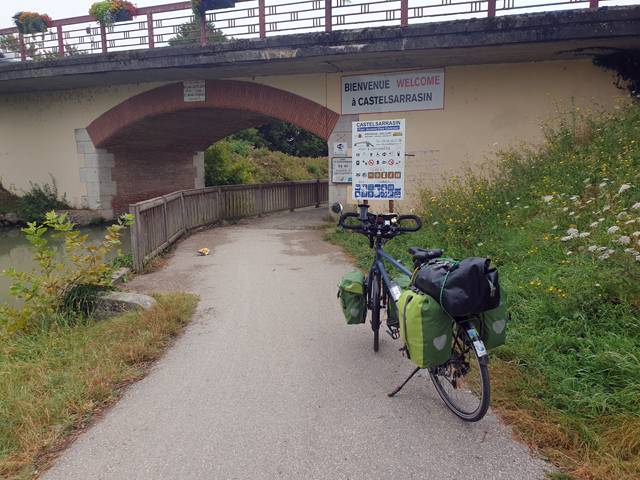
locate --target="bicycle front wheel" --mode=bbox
[369,273,381,352]
[429,325,490,422]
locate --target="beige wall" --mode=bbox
[0,59,625,213]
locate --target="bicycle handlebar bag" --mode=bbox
[338,271,366,325]
[398,289,453,368]
[413,257,500,316]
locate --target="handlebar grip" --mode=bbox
[397,215,422,232]
[339,212,364,231]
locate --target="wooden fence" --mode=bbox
[129,180,328,271]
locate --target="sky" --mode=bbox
[0,0,162,29]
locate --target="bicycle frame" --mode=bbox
[368,238,413,297]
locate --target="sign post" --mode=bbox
[351,119,405,205]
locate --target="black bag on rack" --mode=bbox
[413,257,500,317]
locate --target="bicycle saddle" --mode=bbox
[408,247,443,262]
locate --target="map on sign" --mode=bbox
[352,119,405,200]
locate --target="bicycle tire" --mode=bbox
[370,273,381,352]
[429,326,490,422]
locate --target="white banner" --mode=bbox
[352,119,405,200]
[342,69,444,114]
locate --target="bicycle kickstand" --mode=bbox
[387,366,421,397]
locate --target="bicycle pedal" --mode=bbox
[386,326,400,340]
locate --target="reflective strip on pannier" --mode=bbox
[338,271,366,325]
[398,289,453,368]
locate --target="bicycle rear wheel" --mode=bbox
[369,273,381,352]
[429,325,490,422]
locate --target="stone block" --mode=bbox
[94,291,157,320]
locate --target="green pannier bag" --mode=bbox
[477,290,508,349]
[387,275,411,328]
[398,289,453,368]
[338,271,366,325]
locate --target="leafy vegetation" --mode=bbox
[233,123,328,158]
[0,293,198,479]
[329,105,640,479]
[204,138,327,186]
[15,180,70,222]
[0,181,20,215]
[0,211,133,334]
[167,18,225,46]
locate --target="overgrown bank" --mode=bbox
[329,106,640,479]
[0,293,198,479]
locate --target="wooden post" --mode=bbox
[179,191,186,233]
[100,24,107,54]
[258,0,266,38]
[400,0,408,27]
[256,185,264,216]
[589,0,599,9]
[18,33,26,61]
[162,197,169,246]
[147,13,155,48]
[289,182,296,212]
[325,0,332,32]
[388,200,395,213]
[130,204,144,272]
[487,0,496,17]
[199,13,207,46]
[315,180,321,208]
[56,25,65,57]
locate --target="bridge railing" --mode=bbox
[0,0,631,61]
[128,179,328,271]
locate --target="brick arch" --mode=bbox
[87,80,339,148]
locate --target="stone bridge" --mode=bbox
[0,3,638,217]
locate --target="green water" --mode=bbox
[0,226,131,306]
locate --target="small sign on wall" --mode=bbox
[342,69,444,114]
[332,157,352,184]
[184,80,206,102]
[352,119,405,200]
[333,142,347,157]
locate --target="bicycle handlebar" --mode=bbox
[337,211,422,238]
[397,214,422,232]
[338,212,364,231]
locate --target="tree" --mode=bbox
[255,122,328,157]
[168,19,225,46]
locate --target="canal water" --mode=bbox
[0,225,131,306]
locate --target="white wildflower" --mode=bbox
[588,245,598,252]
[432,221,439,225]
[607,226,620,234]
[616,236,631,245]
[633,231,640,238]
[562,207,569,212]
[597,246,608,252]
[595,283,601,287]
[569,211,576,216]
[579,232,591,238]
[566,251,573,256]
[516,197,520,200]
[636,255,640,262]
[590,221,599,228]
[624,248,639,255]
[570,195,579,202]
[618,183,632,194]
[598,254,610,261]
[567,228,579,236]
[552,225,558,230]
[505,201,510,205]
[477,242,484,247]
[632,202,640,210]
[607,249,615,255]
[542,195,554,203]
[599,182,607,188]
[560,236,574,242]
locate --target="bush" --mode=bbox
[17,180,70,222]
[0,211,133,334]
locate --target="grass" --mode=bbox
[328,105,640,479]
[0,293,198,479]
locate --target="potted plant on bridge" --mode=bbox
[192,0,236,17]
[13,12,53,34]
[89,1,138,26]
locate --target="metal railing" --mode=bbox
[0,0,632,61]
[128,179,328,271]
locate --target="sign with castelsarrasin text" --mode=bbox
[342,69,444,114]
[352,119,405,200]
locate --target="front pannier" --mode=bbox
[413,257,500,316]
[338,271,366,325]
[398,289,453,368]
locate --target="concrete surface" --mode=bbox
[43,208,551,480]
[1,6,640,93]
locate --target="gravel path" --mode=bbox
[43,208,551,480]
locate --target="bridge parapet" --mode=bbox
[0,0,628,62]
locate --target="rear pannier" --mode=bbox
[476,290,509,350]
[398,289,453,368]
[413,257,500,316]
[338,271,366,325]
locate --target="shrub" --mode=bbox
[17,179,70,222]
[0,211,134,334]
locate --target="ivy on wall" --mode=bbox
[593,49,640,99]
